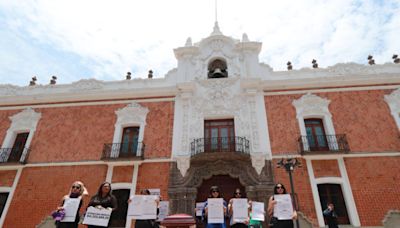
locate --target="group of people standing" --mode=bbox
[54,181,339,228]
[202,183,297,228]
[53,181,117,228]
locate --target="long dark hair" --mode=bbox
[96,181,113,197]
[208,186,222,198]
[232,188,244,198]
[273,183,287,194]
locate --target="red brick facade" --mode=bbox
[0,87,398,227]
[345,157,400,226]
[265,89,400,226]
[112,165,134,183]
[3,165,107,228]
[136,162,170,200]
[312,160,341,178]
[0,170,16,187]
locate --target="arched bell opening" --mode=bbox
[208,58,228,78]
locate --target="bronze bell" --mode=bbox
[212,68,224,78]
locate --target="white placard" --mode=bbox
[148,188,160,196]
[82,206,112,227]
[251,201,265,221]
[128,195,158,219]
[232,198,248,223]
[61,198,81,222]
[273,194,294,220]
[196,202,206,217]
[207,198,224,224]
[157,201,169,221]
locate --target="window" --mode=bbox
[120,127,140,157]
[318,184,350,224]
[8,133,29,162]
[305,119,328,151]
[109,189,130,227]
[0,193,9,218]
[1,108,40,164]
[204,119,235,152]
[208,59,228,78]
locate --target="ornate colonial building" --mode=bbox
[0,23,399,227]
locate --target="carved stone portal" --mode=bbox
[168,152,275,215]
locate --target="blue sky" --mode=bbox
[0,0,399,86]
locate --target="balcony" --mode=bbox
[298,134,350,155]
[0,147,30,164]
[102,142,145,160]
[190,136,250,156]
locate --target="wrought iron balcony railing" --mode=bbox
[190,136,250,156]
[102,142,145,160]
[0,147,30,164]
[298,134,350,155]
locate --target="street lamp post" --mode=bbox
[277,157,301,228]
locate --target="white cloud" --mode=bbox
[0,0,399,85]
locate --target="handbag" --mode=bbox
[268,216,279,227]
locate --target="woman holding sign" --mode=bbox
[228,188,249,228]
[86,182,118,228]
[203,186,227,228]
[55,181,88,228]
[132,189,160,228]
[267,183,297,228]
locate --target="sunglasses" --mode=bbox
[276,186,284,189]
[235,192,241,195]
[72,185,81,190]
[212,190,219,193]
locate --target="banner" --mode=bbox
[82,206,112,227]
[127,195,158,219]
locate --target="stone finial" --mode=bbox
[50,76,57,85]
[287,61,293,70]
[393,54,399,64]
[29,76,37,86]
[368,55,375,65]
[242,33,249,42]
[312,59,318,68]
[126,72,131,80]
[148,70,153,79]
[185,37,192,47]
[211,21,223,36]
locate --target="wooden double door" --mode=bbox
[204,119,235,152]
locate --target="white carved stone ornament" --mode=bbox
[292,93,331,118]
[385,88,400,114]
[9,108,42,131]
[251,153,266,175]
[115,102,149,125]
[70,79,104,91]
[176,155,191,177]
